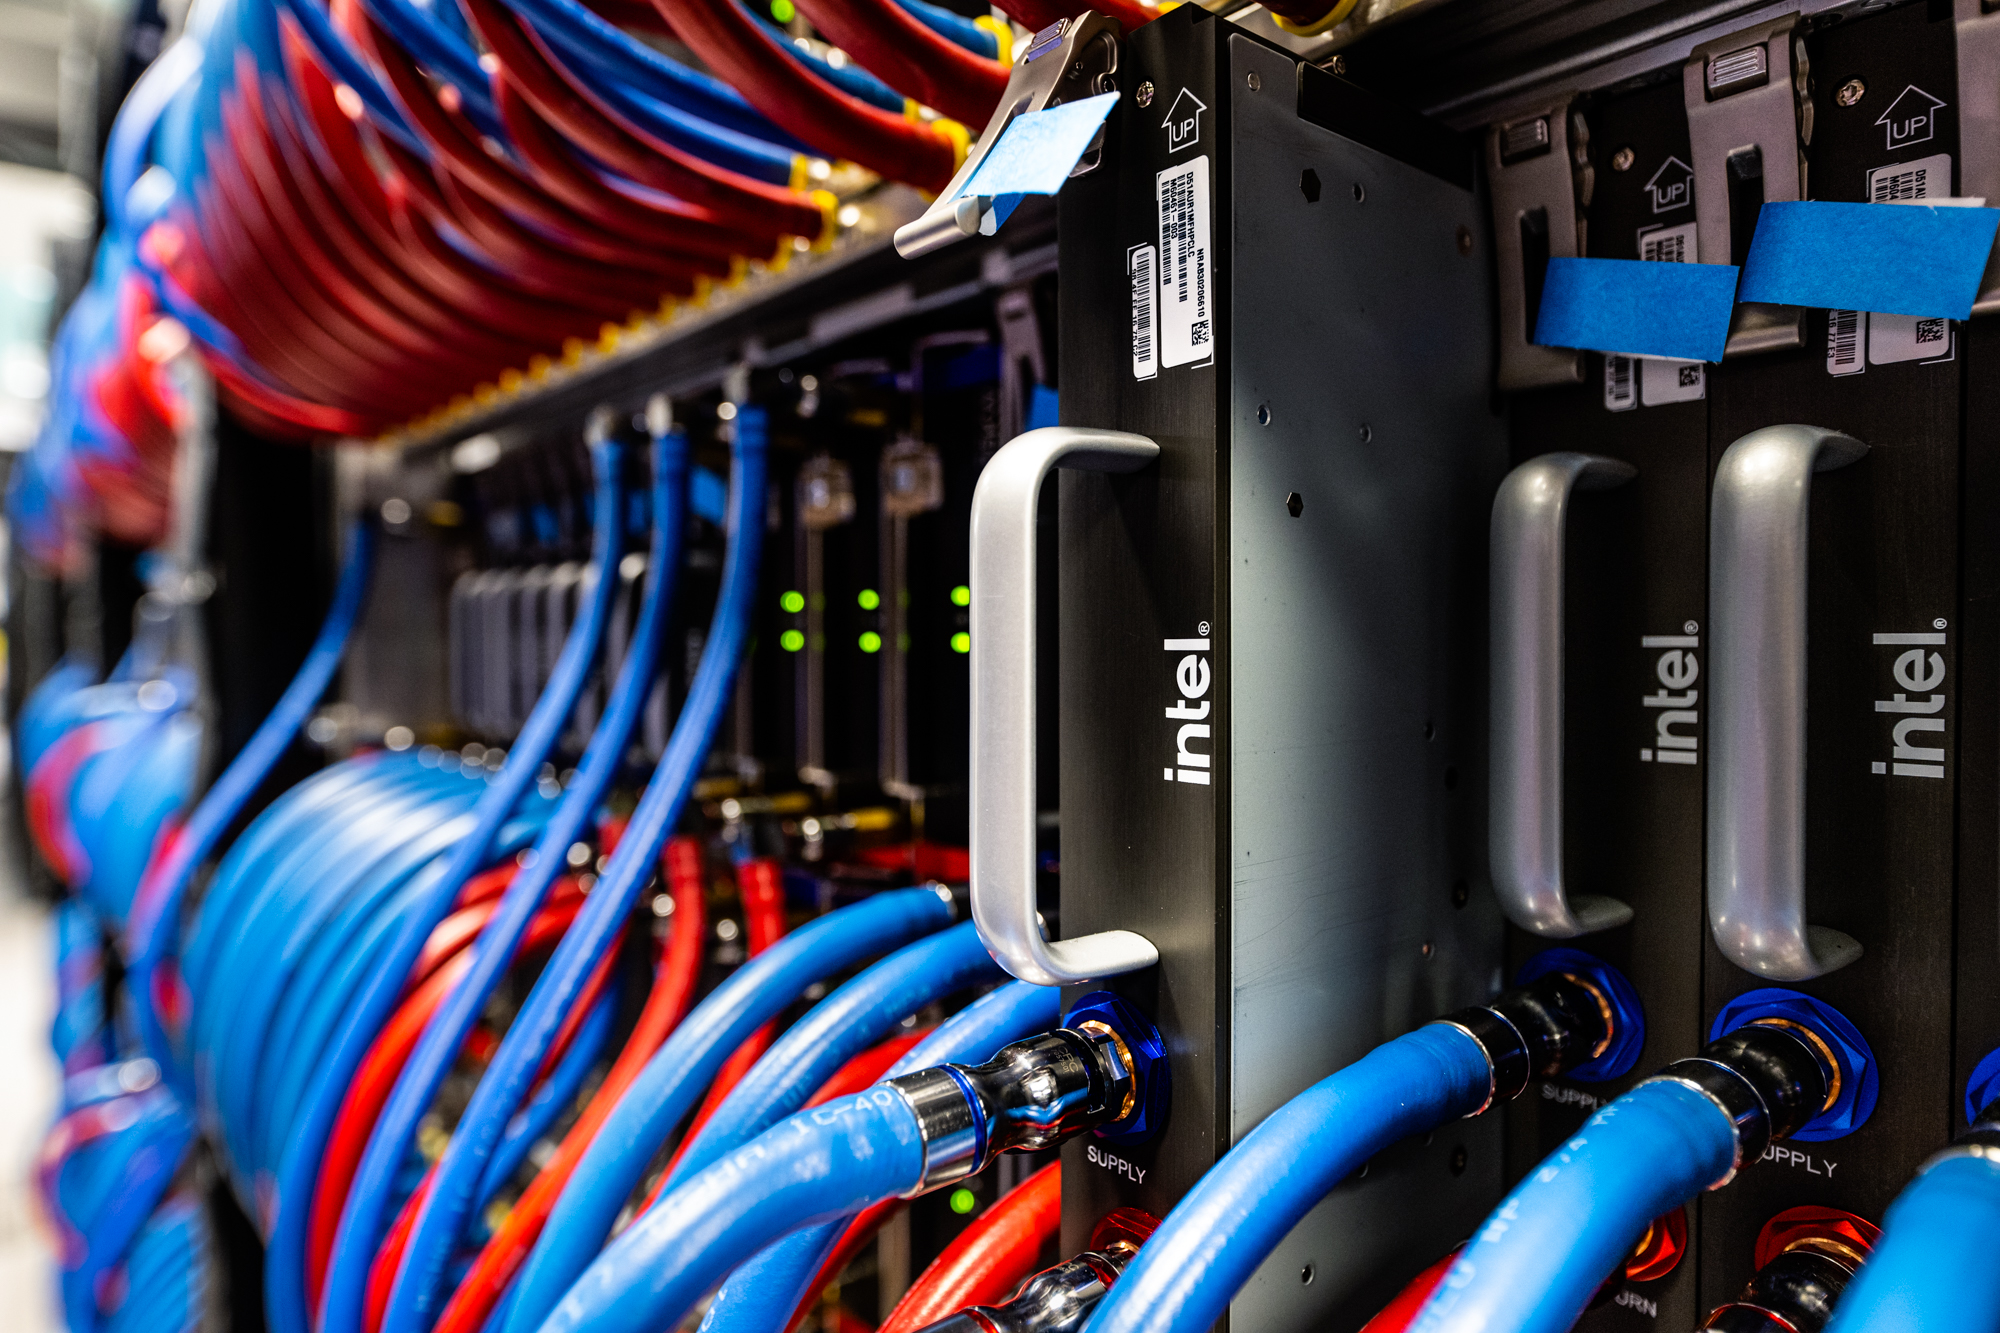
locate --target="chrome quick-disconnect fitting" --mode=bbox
[915,1241,1139,1333]
[1433,948,1646,1113]
[886,994,1164,1194]
[1649,989,1877,1184]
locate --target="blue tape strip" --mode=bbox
[1738,200,2000,320]
[956,93,1118,200]
[1533,257,1740,363]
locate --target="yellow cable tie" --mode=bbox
[973,14,1012,66]
[1269,0,1360,37]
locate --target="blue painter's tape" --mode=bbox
[956,93,1119,200]
[1533,257,1740,363]
[1738,200,2000,320]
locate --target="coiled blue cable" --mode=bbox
[540,1086,930,1333]
[699,981,1062,1333]
[1408,1078,1738,1333]
[1822,1153,2000,1333]
[667,921,1003,1184]
[496,889,953,1333]
[388,409,769,1333]
[264,442,625,1333]
[324,435,684,1333]
[128,521,375,1094]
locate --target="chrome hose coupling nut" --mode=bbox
[887,999,1166,1194]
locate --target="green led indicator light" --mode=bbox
[771,0,795,19]
[858,588,881,611]
[859,631,883,654]
[950,585,971,607]
[780,629,805,652]
[780,590,805,614]
[951,632,970,654]
[948,1187,978,1215]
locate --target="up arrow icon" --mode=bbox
[1163,88,1206,154]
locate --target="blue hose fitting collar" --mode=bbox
[1064,991,1170,1145]
[1514,949,1646,1083]
[1965,1045,2000,1127]
[1710,989,1877,1142]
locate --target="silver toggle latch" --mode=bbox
[893,11,1121,260]
[1683,18,1811,356]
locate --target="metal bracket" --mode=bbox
[894,12,1121,260]
[1486,99,1586,391]
[1957,0,2000,314]
[1683,18,1807,357]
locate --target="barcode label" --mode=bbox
[1869,152,1952,202]
[1641,357,1705,404]
[1870,312,1953,365]
[1129,244,1158,380]
[1156,156,1214,370]
[1828,308,1865,376]
[1637,221,1697,264]
[1604,355,1637,412]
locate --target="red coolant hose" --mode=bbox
[651,856,791,1192]
[307,874,591,1305]
[994,0,1157,34]
[1358,1252,1458,1333]
[279,25,623,339]
[423,839,708,1333]
[652,0,961,193]
[464,0,822,244]
[786,0,1006,128]
[879,1163,1062,1333]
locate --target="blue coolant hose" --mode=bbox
[498,888,954,1333]
[1084,1024,1493,1333]
[267,441,626,1333]
[387,410,769,1333]
[127,520,376,1094]
[321,432,685,1333]
[1823,1152,2000,1332]
[1409,1079,1738,1333]
[667,920,1003,1182]
[699,980,1063,1333]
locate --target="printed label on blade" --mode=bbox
[1129,244,1158,381]
[1870,312,1953,365]
[1869,152,1953,201]
[1828,308,1865,376]
[1156,156,1214,370]
[1640,357,1704,405]
[1637,221,1697,264]
[1604,355,1637,412]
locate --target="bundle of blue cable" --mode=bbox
[185,436,628,1333]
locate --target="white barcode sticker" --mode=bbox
[1156,156,1214,370]
[1641,358,1705,404]
[1869,153,1952,202]
[1637,221,1697,264]
[1828,309,1865,376]
[1129,244,1158,381]
[1870,312,1953,365]
[1604,355,1637,412]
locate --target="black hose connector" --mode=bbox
[888,1008,1158,1193]
[1436,963,1623,1112]
[1698,1208,1876,1333]
[915,1244,1137,1333]
[1655,1023,1833,1175]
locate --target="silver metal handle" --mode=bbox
[1708,424,1868,981]
[970,426,1160,985]
[1490,452,1638,937]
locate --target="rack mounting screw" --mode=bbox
[1136,81,1154,107]
[1246,70,1261,91]
[1836,78,1866,107]
[1611,146,1635,172]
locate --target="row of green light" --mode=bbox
[776,586,970,654]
